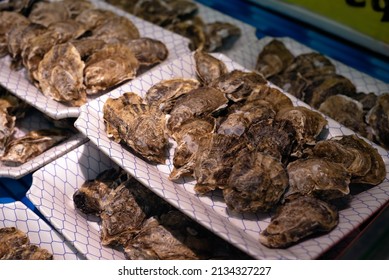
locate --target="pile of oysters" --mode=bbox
[0,87,72,166]
[73,167,251,259]
[105,0,241,52]
[0,0,169,106]
[103,50,386,249]
[255,39,389,150]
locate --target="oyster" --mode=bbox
[259,196,338,248]
[126,37,168,66]
[303,74,356,109]
[71,37,105,60]
[124,211,209,260]
[284,52,336,80]
[367,93,389,150]
[36,42,86,106]
[84,43,140,94]
[224,149,289,213]
[194,50,228,86]
[255,39,294,78]
[204,21,241,52]
[145,78,200,113]
[168,16,206,51]
[0,227,53,260]
[269,71,308,100]
[7,22,46,71]
[333,134,386,185]
[62,0,94,18]
[217,99,276,136]
[0,106,16,157]
[28,1,70,27]
[319,94,367,136]
[103,92,168,164]
[90,15,140,44]
[73,168,128,215]
[193,134,246,194]
[0,128,70,166]
[75,8,116,31]
[167,86,228,133]
[211,70,267,102]
[246,85,294,113]
[245,119,296,163]
[22,20,86,82]
[276,106,327,155]
[0,11,30,57]
[169,117,215,180]
[287,158,351,200]
[100,175,171,246]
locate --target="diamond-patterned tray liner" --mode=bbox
[0,201,84,260]
[28,50,388,260]
[0,108,87,179]
[227,36,389,94]
[0,0,191,120]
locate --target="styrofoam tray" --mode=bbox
[0,108,86,179]
[0,201,83,260]
[0,0,191,120]
[227,36,389,95]
[69,52,389,259]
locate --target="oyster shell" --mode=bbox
[334,134,386,185]
[259,196,338,248]
[168,16,206,51]
[319,94,367,136]
[245,119,296,163]
[0,11,30,57]
[124,210,215,260]
[36,42,86,106]
[276,106,327,155]
[0,128,70,166]
[28,1,70,27]
[126,37,168,66]
[303,74,356,109]
[71,37,105,60]
[203,21,241,52]
[367,93,389,150]
[100,175,171,246]
[287,158,351,200]
[145,78,200,113]
[103,92,169,164]
[73,168,128,216]
[7,22,46,71]
[75,8,116,31]
[169,117,215,180]
[246,85,294,113]
[0,106,16,157]
[0,227,53,260]
[84,43,140,95]
[255,39,294,78]
[193,134,246,194]
[167,86,228,133]
[194,50,228,86]
[90,15,140,44]
[224,149,289,213]
[211,70,267,102]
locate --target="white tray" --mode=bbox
[0,0,191,120]
[0,201,83,260]
[0,108,86,179]
[70,52,389,259]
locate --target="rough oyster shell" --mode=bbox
[259,196,338,248]
[194,50,228,86]
[224,150,289,213]
[84,43,140,95]
[367,93,389,150]
[103,92,168,164]
[255,39,294,78]
[37,42,86,106]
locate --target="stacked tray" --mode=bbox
[25,47,389,259]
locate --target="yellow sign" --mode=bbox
[282,0,389,44]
